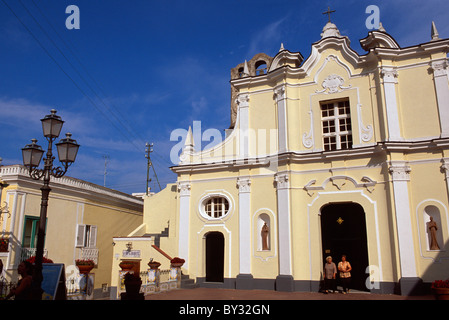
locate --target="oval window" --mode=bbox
[204,197,230,218]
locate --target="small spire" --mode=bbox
[279,43,285,52]
[431,21,440,41]
[378,22,386,32]
[184,126,195,152]
[243,60,250,76]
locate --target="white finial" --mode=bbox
[184,126,195,152]
[431,21,440,41]
[378,22,386,32]
[279,43,285,52]
[243,60,250,76]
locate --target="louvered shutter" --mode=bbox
[88,225,97,248]
[76,224,86,247]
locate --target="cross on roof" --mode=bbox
[322,6,336,22]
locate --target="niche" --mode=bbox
[257,213,270,251]
[424,205,444,251]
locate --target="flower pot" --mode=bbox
[171,262,184,268]
[119,261,134,271]
[148,261,161,269]
[433,288,449,300]
[77,264,94,274]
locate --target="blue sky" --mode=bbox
[0,0,448,194]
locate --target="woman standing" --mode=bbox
[338,255,352,294]
[323,256,337,293]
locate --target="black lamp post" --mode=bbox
[21,109,79,299]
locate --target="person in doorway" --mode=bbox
[338,255,352,294]
[323,256,337,293]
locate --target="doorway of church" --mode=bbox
[205,231,224,282]
[320,202,369,292]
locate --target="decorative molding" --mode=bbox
[274,173,289,190]
[441,158,449,180]
[330,176,346,190]
[302,111,314,149]
[315,74,351,94]
[357,104,373,142]
[236,177,251,193]
[303,175,377,196]
[380,67,398,83]
[177,181,191,197]
[388,163,411,181]
[236,94,250,109]
[273,86,286,102]
[430,60,448,77]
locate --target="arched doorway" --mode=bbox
[320,202,369,291]
[205,232,224,282]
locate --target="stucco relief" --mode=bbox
[316,74,352,94]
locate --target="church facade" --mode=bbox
[141,20,449,295]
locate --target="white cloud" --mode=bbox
[246,17,286,58]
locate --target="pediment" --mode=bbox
[360,31,400,51]
[300,36,364,79]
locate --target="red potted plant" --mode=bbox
[26,256,54,264]
[0,237,9,252]
[148,258,161,269]
[431,280,449,300]
[75,259,95,274]
[119,261,134,271]
[170,257,185,268]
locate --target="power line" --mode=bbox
[17,0,145,153]
[2,0,174,188]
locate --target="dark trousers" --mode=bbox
[324,278,336,292]
[341,277,351,292]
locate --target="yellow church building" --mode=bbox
[123,19,449,296]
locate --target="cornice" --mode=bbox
[171,138,449,174]
[0,165,143,210]
[370,38,449,59]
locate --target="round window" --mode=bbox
[203,197,230,219]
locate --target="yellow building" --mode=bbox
[120,20,449,296]
[0,165,143,299]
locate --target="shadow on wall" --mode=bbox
[405,238,449,297]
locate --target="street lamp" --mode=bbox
[21,109,80,300]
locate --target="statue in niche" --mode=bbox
[261,222,270,251]
[428,216,440,250]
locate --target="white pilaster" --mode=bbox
[275,173,292,276]
[442,158,449,201]
[236,94,250,158]
[389,162,418,278]
[380,67,402,141]
[430,60,449,138]
[237,177,251,274]
[274,86,288,152]
[177,181,191,271]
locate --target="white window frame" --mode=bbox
[199,194,232,220]
[321,99,353,151]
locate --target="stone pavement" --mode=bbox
[145,287,434,300]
